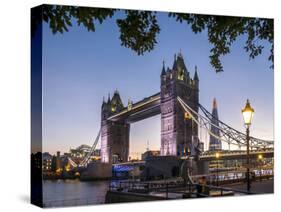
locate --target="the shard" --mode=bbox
[209,98,222,151]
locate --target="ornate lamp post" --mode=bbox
[242,99,254,192]
[215,152,220,186]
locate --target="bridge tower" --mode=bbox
[160,53,199,157]
[100,91,130,163]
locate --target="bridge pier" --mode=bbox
[140,156,209,181]
[191,159,209,175]
[80,162,112,180]
[141,156,180,180]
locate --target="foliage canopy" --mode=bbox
[32,5,274,72]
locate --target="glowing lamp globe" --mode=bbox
[242,99,254,126]
[215,152,220,159]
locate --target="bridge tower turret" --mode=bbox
[100,91,130,164]
[160,53,199,157]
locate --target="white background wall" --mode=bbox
[0,0,280,211]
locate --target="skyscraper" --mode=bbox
[209,98,222,151]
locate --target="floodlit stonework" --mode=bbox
[160,53,199,156]
[101,53,200,163]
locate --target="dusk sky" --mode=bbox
[42,10,274,158]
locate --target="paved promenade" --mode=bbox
[226,179,273,194]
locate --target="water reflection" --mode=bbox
[43,179,110,207]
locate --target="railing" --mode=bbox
[197,184,256,196]
[192,171,274,186]
[109,180,255,199]
[109,180,192,199]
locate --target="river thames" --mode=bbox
[43,179,110,207]
[42,178,273,207]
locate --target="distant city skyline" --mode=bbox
[42,10,274,157]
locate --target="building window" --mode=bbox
[178,70,184,80]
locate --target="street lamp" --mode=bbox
[258,154,263,181]
[242,99,254,192]
[215,152,220,186]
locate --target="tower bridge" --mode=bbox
[100,53,199,164]
[67,53,273,180]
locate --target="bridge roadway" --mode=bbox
[199,149,274,161]
[107,93,160,123]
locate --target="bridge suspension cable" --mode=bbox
[68,157,78,168]
[67,129,101,168]
[178,97,235,147]
[198,103,274,149]
[79,129,101,167]
[177,97,274,150]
